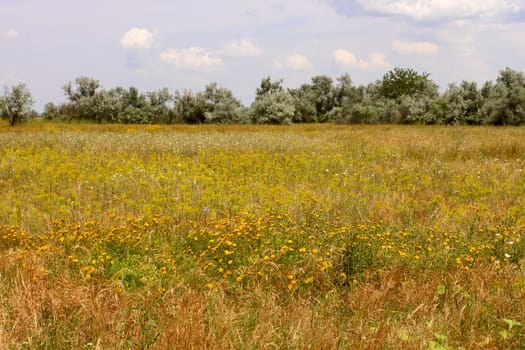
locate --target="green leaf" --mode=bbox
[428,340,438,350]
[434,333,447,342]
[503,318,522,330]
[436,284,446,296]
[499,329,509,340]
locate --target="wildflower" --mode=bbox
[287,279,297,289]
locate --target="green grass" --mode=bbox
[0,123,524,349]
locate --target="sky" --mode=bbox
[1,0,525,111]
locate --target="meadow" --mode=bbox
[0,123,524,349]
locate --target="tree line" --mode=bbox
[2,67,525,126]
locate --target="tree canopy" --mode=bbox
[381,68,438,100]
[0,83,35,126]
[4,67,525,126]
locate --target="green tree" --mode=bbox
[174,90,206,124]
[250,77,295,124]
[250,90,295,124]
[309,75,336,121]
[289,87,316,123]
[123,86,148,109]
[62,76,103,121]
[118,105,151,124]
[334,73,362,106]
[326,74,372,124]
[438,81,482,125]
[256,77,284,99]
[480,68,525,125]
[199,83,243,124]
[79,90,121,123]
[147,88,174,124]
[379,68,439,124]
[63,76,100,102]
[111,86,162,124]
[330,80,388,124]
[480,81,493,99]
[0,83,35,126]
[42,102,60,120]
[288,75,336,122]
[396,95,436,124]
[381,68,438,100]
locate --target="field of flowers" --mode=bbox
[1,123,524,349]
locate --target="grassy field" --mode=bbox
[1,123,524,349]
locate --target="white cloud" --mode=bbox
[120,28,154,49]
[333,49,391,71]
[160,47,222,70]
[357,0,521,21]
[0,29,20,39]
[285,54,313,70]
[367,52,392,70]
[333,49,359,66]
[279,54,313,70]
[222,39,262,57]
[392,40,438,55]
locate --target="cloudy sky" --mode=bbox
[1,0,525,110]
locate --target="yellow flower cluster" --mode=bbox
[1,209,523,291]
[1,124,524,295]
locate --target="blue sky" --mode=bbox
[1,0,525,110]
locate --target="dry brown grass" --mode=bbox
[1,262,524,349]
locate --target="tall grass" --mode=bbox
[1,123,524,348]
